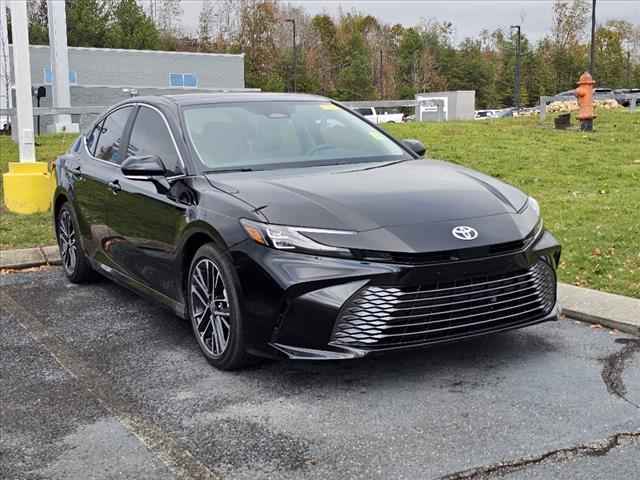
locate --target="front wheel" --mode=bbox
[187,243,251,370]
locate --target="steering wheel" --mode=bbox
[307,144,337,156]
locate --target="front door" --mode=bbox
[106,105,188,300]
[73,106,135,266]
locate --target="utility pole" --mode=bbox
[511,25,521,111]
[4,1,60,214]
[0,0,11,128]
[8,0,35,161]
[285,19,297,93]
[47,0,77,133]
[589,0,597,76]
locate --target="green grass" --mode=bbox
[1,111,638,297]
[386,110,640,298]
[0,133,76,250]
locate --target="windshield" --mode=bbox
[182,101,408,172]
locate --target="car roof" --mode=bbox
[134,92,331,107]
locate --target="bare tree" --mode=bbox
[552,0,590,49]
[198,1,216,48]
[156,0,182,34]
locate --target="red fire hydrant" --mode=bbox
[576,72,596,131]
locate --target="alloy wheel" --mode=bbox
[58,210,78,275]
[190,258,232,357]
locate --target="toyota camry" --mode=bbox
[53,93,561,370]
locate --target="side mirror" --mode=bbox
[121,155,166,178]
[402,139,426,157]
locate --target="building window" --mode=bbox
[43,65,78,85]
[169,73,198,88]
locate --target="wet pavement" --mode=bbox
[1,268,638,480]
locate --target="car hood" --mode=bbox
[206,159,528,233]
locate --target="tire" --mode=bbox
[187,243,251,370]
[56,203,96,284]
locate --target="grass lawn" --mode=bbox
[0,133,77,250]
[386,109,640,298]
[1,110,638,298]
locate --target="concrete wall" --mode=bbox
[9,45,245,90]
[7,45,248,133]
[29,85,232,133]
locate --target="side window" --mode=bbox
[94,107,134,164]
[85,120,103,155]
[128,107,181,175]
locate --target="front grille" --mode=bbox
[351,223,542,265]
[331,259,556,349]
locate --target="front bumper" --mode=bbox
[232,230,561,360]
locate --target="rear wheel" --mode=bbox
[187,243,251,370]
[56,203,95,283]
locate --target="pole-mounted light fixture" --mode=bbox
[285,19,297,93]
[510,25,522,112]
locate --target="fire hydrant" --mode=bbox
[576,72,596,131]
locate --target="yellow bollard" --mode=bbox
[3,162,54,214]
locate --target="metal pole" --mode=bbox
[285,19,297,92]
[379,49,384,98]
[47,0,76,133]
[511,25,521,111]
[8,0,35,161]
[0,0,11,128]
[292,20,297,93]
[589,0,597,76]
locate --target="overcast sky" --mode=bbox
[179,0,639,42]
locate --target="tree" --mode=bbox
[335,30,374,100]
[66,0,110,48]
[106,0,160,50]
[397,28,423,98]
[551,0,590,90]
[595,25,626,87]
[198,1,216,49]
[27,0,48,44]
[156,0,182,35]
[308,14,340,95]
[17,0,639,104]
[237,1,285,91]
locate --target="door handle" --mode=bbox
[108,180,122,194]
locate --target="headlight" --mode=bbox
[240,219,355,255]
[528,196,540,217]
[526,197,544,241]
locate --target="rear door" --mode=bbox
[106,104,189,299]
[72,106,135,265]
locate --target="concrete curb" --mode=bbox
[1,246,638,336]
[0,245,61,270]
[558,283,640,336]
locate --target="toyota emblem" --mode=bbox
[452,226,478,241]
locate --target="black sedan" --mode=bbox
[53,93,561,370]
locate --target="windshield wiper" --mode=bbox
[203,167,256,174]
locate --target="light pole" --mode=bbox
[379,49,384,98]
[47,0,77,133]
[285,19,297,93]
[589,0,597,76]
[8,0,35,161]
[511,25,521,111]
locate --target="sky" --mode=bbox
[179,0,640,43]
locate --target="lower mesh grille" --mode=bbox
[331,259,556,348]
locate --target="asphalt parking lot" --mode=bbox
[1,268,638,480]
